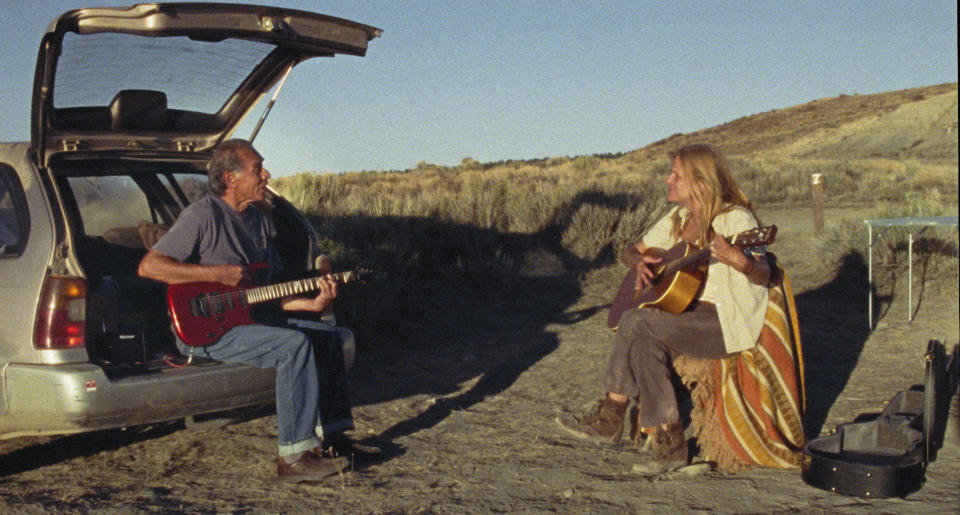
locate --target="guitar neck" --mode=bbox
[659,227,770,277]
[662,247,712,276]
[243,270,359,305]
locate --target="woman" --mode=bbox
[557,144,771,473]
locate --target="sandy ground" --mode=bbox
[1,205,958,513]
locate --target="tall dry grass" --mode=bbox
[272,141,956,345]
[275,156,672,274]
[275,153,956,279]
[273,157,670,340]
[816,188,959,290]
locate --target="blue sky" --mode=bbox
[1,1,956,176]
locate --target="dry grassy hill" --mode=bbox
[625,83,958,164]
[277,82,958,210]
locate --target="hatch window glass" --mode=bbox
[68,176,153,237]
[0,164,29,257]
[54,32,274,113]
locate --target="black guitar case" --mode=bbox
[801,340,959,498]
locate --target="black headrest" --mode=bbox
[109,90,167,131]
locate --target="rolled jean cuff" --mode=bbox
[316,419,354,439]
[278,435,321,457]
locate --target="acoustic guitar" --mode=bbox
[167,263,378,347]
[606,225,777,329]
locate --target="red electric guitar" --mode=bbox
[606,225,777,329]
[167,264,377,347]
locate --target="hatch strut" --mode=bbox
[248,64,294,143]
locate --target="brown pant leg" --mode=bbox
[603,303,728,428]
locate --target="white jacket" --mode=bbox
[641,205,768,353]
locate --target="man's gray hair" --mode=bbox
[207,139,261,195]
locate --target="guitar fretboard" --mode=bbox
[243,271,360,305]
[653,226,776,282]
[661,247,711,277]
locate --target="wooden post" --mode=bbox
[811,173,824,233]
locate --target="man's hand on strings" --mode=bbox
[280,273,339,313]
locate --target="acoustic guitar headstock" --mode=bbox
[731,225,777,247]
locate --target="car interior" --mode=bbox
[50,156,315,374]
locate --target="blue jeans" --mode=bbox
[177,319,354,457]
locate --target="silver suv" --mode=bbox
[0,4,379,439]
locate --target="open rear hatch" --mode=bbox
[31,2,381,167]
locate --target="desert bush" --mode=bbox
[275,172,346,212]
[731,158,808,204]
[459,157,481,171]
[612,195,668,250]
[816,189,958,293]
[911,163,959,194]
[571,155,601,174]
[275,161,668,287]
[461,175,509,230]
[508,183,570,233]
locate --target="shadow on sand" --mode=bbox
[336,220,909,448]
[348,245,895,444]
[324,191,649,442]
[792,252,876,437]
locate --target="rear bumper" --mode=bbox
[0,361,275,439]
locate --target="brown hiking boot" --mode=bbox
[556,396,627,444]
[632,422,689,475]
[277,451,349,482]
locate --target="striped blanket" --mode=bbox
[678,266,806,471]
[713,269,806,468]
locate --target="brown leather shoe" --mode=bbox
[555,396,627,444]
[277,451,349,482]
[319,432,383,462]
[632,422,688,475]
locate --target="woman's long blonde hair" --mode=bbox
[668,144,756,245]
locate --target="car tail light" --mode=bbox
[34,276,86,349]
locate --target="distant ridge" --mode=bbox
[626,83,958,164]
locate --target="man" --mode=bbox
[139,139,377,481]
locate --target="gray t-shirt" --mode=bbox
[152,194,282,279]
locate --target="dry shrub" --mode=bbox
[912,164,959,193]
[816,190,958,293]
[273,157,669,290]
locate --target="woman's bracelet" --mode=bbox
[741,257,756,276]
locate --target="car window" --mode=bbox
[54,32,274,113]
[67,176,153,237]
[0,164,29,257]
[160,173,210,205]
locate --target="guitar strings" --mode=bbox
[195,271,363,308]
